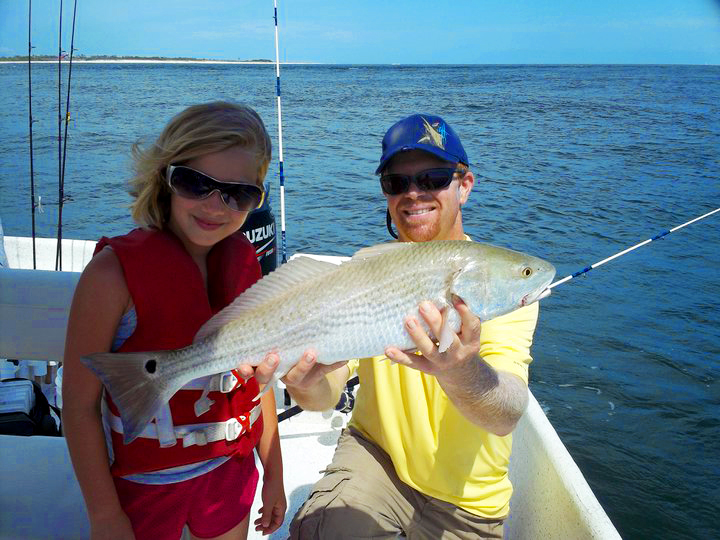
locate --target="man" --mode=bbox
[264,114,540,538]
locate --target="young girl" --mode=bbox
[62,102,286,540]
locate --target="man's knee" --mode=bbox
[289,466,400,540]
[289,466,352,539]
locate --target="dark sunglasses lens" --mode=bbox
[171,168,212,198]
[380,169,455,195]
[171,167,263,211]
[380,174,409,195]
[416,169,454,190]
[223,185,264,211]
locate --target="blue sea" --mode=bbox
[1,63,719,539]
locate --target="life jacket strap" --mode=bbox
[107,403,262,448]
[192,370,250,417]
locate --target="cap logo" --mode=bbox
[418,117,447,150]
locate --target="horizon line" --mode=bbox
[1,59,718,67]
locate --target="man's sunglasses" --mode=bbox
[379,168,463,196]
[166,165,265,212]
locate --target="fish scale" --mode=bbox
[82,240,556,443]
[217,255,450,366]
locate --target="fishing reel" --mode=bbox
[334,376,359,414]
[334,386,356,414]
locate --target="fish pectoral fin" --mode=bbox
[437,311,456,353]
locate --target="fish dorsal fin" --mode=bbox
[350,242,413,262]
[193,256,339,343]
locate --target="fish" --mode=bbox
[81,240,556,443]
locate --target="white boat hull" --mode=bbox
[0,237,620,539]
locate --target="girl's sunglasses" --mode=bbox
[379,167,462,196]
[166,165,265,212]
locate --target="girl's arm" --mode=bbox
[253,387,286,535]
[62,248,135,539]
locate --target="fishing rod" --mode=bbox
[56,0,78,271]
[273,0,288,264]
[28,0,37,269]
[55,0,64,270]
[278,208,720,422]
[546,207,720,292]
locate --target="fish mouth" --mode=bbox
[521,285,553,306]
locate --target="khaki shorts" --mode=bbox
[289,428,504,540]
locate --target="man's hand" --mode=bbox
[386,298,527,435]
[384,298,482,377]
[236,350,349,412]
[280,350,348,391]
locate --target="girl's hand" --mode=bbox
[235,354,280,385]
[253,471,286,535]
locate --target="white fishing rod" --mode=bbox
[545,207,720,293]
[273,0,287,263]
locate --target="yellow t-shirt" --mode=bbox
[347,301,539,519]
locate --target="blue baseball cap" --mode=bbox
[375,114,468,174]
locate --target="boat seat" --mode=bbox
[0,268,79,363]
[0,434,89,539]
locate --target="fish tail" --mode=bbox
[81,350,179,444]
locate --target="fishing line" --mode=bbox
[546,207,720,291]
[273,0,288,263]
[56,0,78,271]
[28,0,37,269]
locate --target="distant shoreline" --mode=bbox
[1,57,716,68]
[0,59,313,65]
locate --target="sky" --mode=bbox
[1,0,720,64]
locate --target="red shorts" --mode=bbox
[113,453,259,540]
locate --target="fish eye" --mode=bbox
[521,267,533,278]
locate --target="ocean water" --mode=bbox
[1,63,719,539]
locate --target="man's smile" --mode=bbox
[404,208,433,216]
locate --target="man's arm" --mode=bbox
[385,299,529,436]
[436,359,528,436]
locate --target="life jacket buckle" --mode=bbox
[182,429,208,448]
[220,370,246,393]
[225,414,250,442]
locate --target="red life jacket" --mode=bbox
[94,228,264,476]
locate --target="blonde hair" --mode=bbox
[129,101,272,228]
